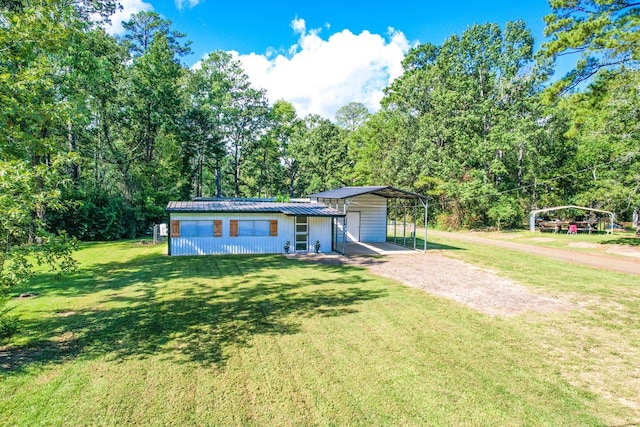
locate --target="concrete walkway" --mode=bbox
[283,242,418,260]
[344,242,418,255]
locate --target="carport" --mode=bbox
[529,205,615,233]
[309,186,429,254]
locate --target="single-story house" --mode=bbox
[166,186,428,256]
[166,200,344,256]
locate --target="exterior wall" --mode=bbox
[345,211,360,242]
[308,216,333,253]
[315,194,387,243]
[169,212,334,255]
[350,194,387,242]
[170,212,293,256]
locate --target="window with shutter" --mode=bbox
[179,221,213,237]
[170,220,180,237]
[214,220,222,237]
[230,220,238,237]
[269,220,278,236]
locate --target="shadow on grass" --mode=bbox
[1,254,386,372]
[600,237,640,247]
[425,240,463,251]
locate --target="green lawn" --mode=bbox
[426,232,640,423]
[1,240,638,426]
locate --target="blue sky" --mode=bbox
[105,1,569,118]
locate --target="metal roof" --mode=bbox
[309,186,427,200]
[529,205,614,216]
[166,200,345,217]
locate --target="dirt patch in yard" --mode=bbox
[57,311,76,317]
[568,242,600,249]
[526,237,557,243]
[308,252,576,317]
[0,333,80,371]
[606,245,640,259]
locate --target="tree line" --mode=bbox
[2,1,638,238]
[0,1,638,333]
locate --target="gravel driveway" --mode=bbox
[300,231,639,317]
[308,251,576,317]
[350,253,577,316]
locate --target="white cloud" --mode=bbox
[175,0,201,10]
[102,0,153,35]
[232,20,412,119]
[291,17,306,35]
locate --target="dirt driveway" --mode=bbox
[428,230,640,276]
[351,253,578,316]
[308,251,576,317]
[304,231,638,317]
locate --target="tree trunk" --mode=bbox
[233,141,241,197]
[145,102,154,162]
[196,154,203,198]
[215,157,222,197]
[517,142,524,187]
[68,120,79,185]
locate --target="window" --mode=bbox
[214,220,222,237]
[237,220,272,236]
[180,221,214,237]
[170,220,180,237]
[295,216,307,251]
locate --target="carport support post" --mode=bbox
[336,216,347,255]
[393,198,397,244]
[423,198,428,251]
[529,212,536,233]
[609,213,614,235]
[342,198,351,254]
[413,200,417,250]
[403,204,407,247]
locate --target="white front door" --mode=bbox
[346,211,360,242]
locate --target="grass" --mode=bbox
[425,232,640,424]
[0,240,638,426]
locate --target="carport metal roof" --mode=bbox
[309,186,427,201]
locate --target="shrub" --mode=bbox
[0,303,18,341]
[487,198,523,230]
[436,213,461,231]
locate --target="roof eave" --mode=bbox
[309,185,428,201]
[166,208,344,217]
